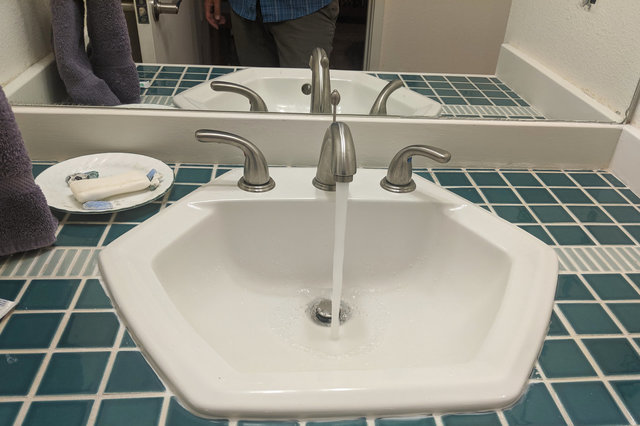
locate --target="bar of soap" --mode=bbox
[69,171,151,203]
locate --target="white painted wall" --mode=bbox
[504,0,640,118]
[367,0,511,74]
[0,0,52,86]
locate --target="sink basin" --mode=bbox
[99,168,557,418]
[172,68,442,117]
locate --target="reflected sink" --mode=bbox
[99,168,557,418]
[172,68,442,117]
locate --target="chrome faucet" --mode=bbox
[312,121,357,191]
[195,129,275,192]
[380,145,451,193]
[308,47,331,114]
[369,79,404,115]
[210,81,268,112]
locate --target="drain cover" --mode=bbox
[309,298,351,326]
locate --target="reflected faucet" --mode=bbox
[308,47,331,114]
[369,79,404,116]
[312,121,357,191]
[210,81,268,112]
[380,145,451,193]
[195,129,275,192]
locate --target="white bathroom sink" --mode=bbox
[172,68,442,117]
[99,167,557,418]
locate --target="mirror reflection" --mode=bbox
[3,0,639,123]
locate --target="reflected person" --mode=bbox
[205,0,339,68]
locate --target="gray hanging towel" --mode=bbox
[86,0,141,104]
[50,0,121,106]
[0,86,58,257]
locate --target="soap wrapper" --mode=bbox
[69,170,152,203]
[0,298,17,321]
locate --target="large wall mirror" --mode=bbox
[4,0,640,124]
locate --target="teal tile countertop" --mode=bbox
[137,64,544,120]
[3,163,640,425]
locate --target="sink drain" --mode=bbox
[308,298,351,326]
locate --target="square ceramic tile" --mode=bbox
[558,303,620,334]
[0,353,45,395]
[604,206,640,223]
[55,224,107,247]
[502,172,541,187]
[440,413,501,425]
[0,279,26,300]
[446,188,483,203]
[74,279,112,309]
[502,383,566,425]
[570,173,609,187]
[625,226,640,243]
[531,206,574,223]
[113,203,162,223]
[550,188,592,204]
[307,420,365,426]
[538,340,596,378]
[433,172,471,186]
[58,313,119,348]
[553,382,626,425]
[105,351,165,393]
[375,417,436,426]
[546,226,595,245]
[608,303,640,333]
[621,189,640,204]
[468,172,507,186]
[555,275,594,300]
[585,225,634,245]
[567,206,612,223]
[0,402,21,425]
[23,400,93,426]
[515,188,557,204]
[479,188,520,204]
[0,313,63,349]
[583,274,640,300]
[611,380,640,424]
[95,398,163,426]
[175,167,214,184]
[518,225,554,245]
[492,206,536,223]
[16,279,80,310]
[166,397,229,426]
[120,330,137,348]
[103,224,136,246]
[548,311,569,336]
[586,189,628,204]
[37,352,110,395]
[583,338,640,375]
[168,184,200,202]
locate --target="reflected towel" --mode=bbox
[0,86,58,257]
[50,0,121,106]
[86,0,141,104]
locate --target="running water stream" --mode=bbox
[330,181,349,339]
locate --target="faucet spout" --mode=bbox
[210,81,268,112]
[313,122,357,191]
[309,47,331,114]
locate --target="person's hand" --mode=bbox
[205,0,226,29]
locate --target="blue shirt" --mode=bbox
[229,0,332,23]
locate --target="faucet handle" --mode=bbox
[380,145,451,193]
[210,81,268,112]
[196,130,275,192]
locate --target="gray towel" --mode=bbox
[86,0,141,104]
[51,0,121,106]
[0,87,58,257]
